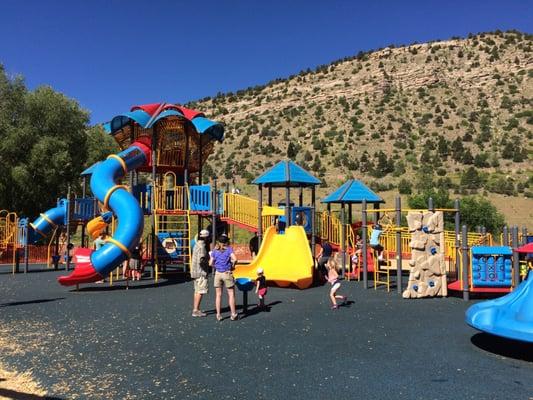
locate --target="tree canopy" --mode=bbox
[408,188,505,233]
[0,65,118,217]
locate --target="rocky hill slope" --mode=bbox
[189,30,532,200]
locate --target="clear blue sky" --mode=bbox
[1,1,531,124]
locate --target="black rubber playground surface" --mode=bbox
[0,265,531,399]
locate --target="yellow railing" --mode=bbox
[499,232,525,246]
[222,193,275,230]
[0,210,18,273]
[317,212,342,246]
[223,193,258,228]
[153,185,189,211]
[0,210,18,248]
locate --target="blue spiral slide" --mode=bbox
[31,140,151,286]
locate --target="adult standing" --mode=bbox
[249,232,259,259]
[209,235,238,321]
[316,240,333,281]
[191,230,211,317]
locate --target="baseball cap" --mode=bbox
[257,268,264,274]
[199,229,210,238]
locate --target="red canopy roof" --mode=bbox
[517,242,533,253]
[130,103,204,121]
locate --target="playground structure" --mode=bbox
[466,242,533,343]
[29,102,226,285]
[6,100,524,299]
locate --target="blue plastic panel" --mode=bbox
[190,185,211,211]
[472,252,512,288]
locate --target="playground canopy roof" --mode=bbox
[253,160,321,187]
[321,179,384,204]
[517,242,533,253]
[102,102,224,142]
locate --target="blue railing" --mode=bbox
[72,198,97,221]
[189,185,211,212]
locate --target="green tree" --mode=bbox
[459,196,505,233]
[0,67,92,217]
[398,179,412,194]
[286,142,298,159]
[460,167,483,189]
[84,125,119,169]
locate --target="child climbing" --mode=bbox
[255,268,267,309]
[326,255,347,309]
[369,223,384,260]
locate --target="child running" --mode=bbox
[255,268,267,309]
[326,255,347,309]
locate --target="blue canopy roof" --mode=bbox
[321,179,384,204]
[253,160,321,187]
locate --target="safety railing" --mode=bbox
[189,185,211,211]
[222,193,276,231]
[153,185,189,212]
[499,232,524,246]
[133,184,152,214]
[317,211,345,246]
[223,193,259,229]
[72,198,98,221]
[0,210,18,248]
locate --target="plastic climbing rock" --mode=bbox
[403,211,448,298]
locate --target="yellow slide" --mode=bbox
[234,225,314,289]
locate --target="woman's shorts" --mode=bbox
[194,276,209,294]
[258,287,268,297]
[214,271,235,288]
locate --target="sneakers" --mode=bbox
[230,313,239,321]
[192,310,207,317]
[216,314,223,321]
[331,305,338,310]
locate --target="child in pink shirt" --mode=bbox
[326,255,347,309]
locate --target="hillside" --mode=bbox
[188,30,533,224]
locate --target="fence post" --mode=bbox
[362,200,368,289]
[395,196,402,294]
[461,225,469,301]
[522,227,528,245]
[428,197,434,212]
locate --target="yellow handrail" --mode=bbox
[46,227,59,268]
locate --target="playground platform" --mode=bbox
[0,267,531,399]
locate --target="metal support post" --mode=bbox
[395,196,402,294]
[461,225,469,301]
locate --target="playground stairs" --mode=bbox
[154,210,191,281]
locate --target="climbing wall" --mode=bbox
[402,211,448,298]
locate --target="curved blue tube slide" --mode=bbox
[29,200,67,243]
[466,270,533,343]
[58,141,150,286]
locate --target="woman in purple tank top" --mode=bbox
[209,234,238,321]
